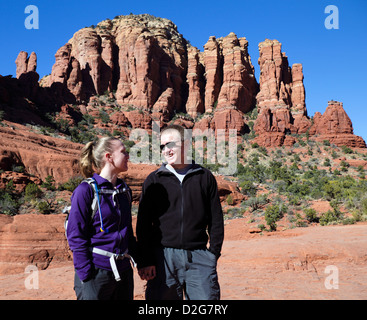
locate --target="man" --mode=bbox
[136,124,224,300]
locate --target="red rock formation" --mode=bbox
[7,16,366,150]
[49,44,72,86]
[0,122,82,184]
[0,214,71,275]
[255,39,309,121]
[185,46,204,117]
[216,33,258,113]
[256,39,291,111]
[44,16,260,133]
[212,109,248,135]
[254,39,313,145]
[152,87,175,123]
[15,51,37,79]
[69,28,102,97]
[203,36,222,113]
[309,101,366,147]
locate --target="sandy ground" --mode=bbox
[0,219,366,300]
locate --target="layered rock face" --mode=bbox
[310,101,366,147]
[187,33,258,119]
[44,15,259,133]
[15,51,37,78]
[48,15,188,117]
[9,15,366,147]
[216,33,258,114]
[253,39,365,147]
[254,39,310,143]
[0,122,82,185]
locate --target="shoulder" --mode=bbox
[143,168,160,183]
[71,180,94,202]
[193,164,215,179]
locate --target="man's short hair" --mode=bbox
[161,124,186,141]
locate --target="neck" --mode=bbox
[170,164,187,170]
[99,167,118,186]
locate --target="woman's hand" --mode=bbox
[138,266,156,281]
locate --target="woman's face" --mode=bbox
[109,140,129,172]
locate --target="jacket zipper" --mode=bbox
[115,190,123,254]
[180,182,184,248]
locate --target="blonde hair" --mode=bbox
[79,136,120,178]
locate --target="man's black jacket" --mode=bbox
[136,163,224,268]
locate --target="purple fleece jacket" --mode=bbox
[66,173,136,282]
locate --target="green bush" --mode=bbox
[319,209,343,226]
[41,175,56,191]
[0,192,19,215]
[264,204,286,231]
[239,179,256,196]
[58,176,83,192]
[245,194,268,212]
[304,208,319,223]
[341,145,353,154]
[323,158,331,167]
[226,194,234,205]
[37,200,53,214]
[25,183,43,201]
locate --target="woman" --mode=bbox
[66,136,136,300]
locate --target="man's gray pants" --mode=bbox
[146,247,220,300]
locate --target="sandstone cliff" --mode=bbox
[2,14,366,148]
[253,39,365,148]
[42,15,259,134]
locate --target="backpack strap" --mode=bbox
[82,178,100,220]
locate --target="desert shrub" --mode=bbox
[99,110,110,124]
[25,183,43,201]
[58,176,83,192]
[264,203,286,231]
[331,150,338,159]
[323,158,331,167]
[304,208,319,223]
[224,207,244,220]
[0,182,20,215]
[267,161,293,185]
[239,179,257,196]
[37,200,53,214]
[244,194,268,212]
[226,194,234,205]
[319,209,343,226]
[323,180,343,201]
[341,145,353,154]
[286,180,310,198]
[41,175,56,191]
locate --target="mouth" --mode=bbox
[165,151,175,160]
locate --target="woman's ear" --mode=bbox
[104,152,113,164]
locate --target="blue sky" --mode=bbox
[1,0,366,142]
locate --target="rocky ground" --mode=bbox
[0,214,366,300]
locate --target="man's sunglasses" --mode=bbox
[160,140,182,151]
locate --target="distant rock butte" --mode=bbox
[5,14,366,148]
[253,39,365,148]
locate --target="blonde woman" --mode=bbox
[66,137,136,300]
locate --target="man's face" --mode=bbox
[160,130,186,169]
